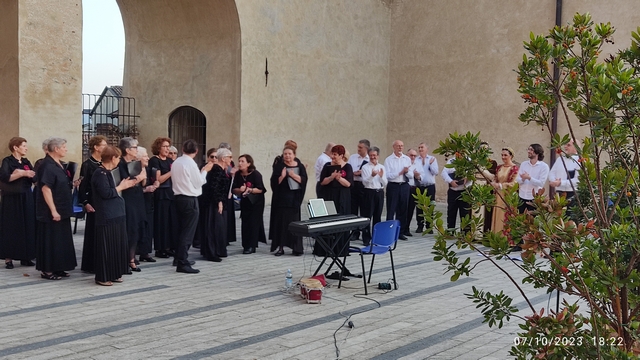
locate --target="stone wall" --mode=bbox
[235,0,391,190]
[116,0,241,157]
[0,0,19,152]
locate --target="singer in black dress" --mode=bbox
[78,135,107,273]
[92,146,135,286]
[315,145,353,257]
[35,138,77,280]
[0,137,36,269]
[232,154,267,254]
[269,146,307,256]
[149,137,178,258]
[202,148,233,261]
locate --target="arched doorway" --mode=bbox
[168,106,206,165]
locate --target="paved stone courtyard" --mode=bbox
[0,203,553,359]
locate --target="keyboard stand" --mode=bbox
[312,233,352,288]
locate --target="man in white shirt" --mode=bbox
[314,142,335,197]
[441,157,472,233]
[172,139,213,273]
[360,146,387,246]
[405,148,425,236]
[384,140,413,240]
[516,143,550,214]
[348,139,370,240]
[417,142,439,233]
[549,140,579,200]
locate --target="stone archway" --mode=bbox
[115,0,241,151]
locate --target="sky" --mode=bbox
[82,0,125,95]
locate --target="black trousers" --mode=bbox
[386,182,410,232]
[518,197,535,214]
[350,181,365,236]
[415,184,436,230]
[447,188,471,231]
[174,195,199,267]
[362,188,384,243]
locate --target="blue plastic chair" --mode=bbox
[71,187,85,234]
[346,220,400,295]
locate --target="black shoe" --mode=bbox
[139,256,156,262]
[398,234,408,241]
[292,251,303,256]
[20,260,35,266]
[510,245,523,252]
[426,230,434,234]
[404,232,413,237]
[155,251,170,258]
[134,259,140,265]
[206,256,222,262]
[177,265,200,274]
[415,227,423,233]
[165,250,176,257]
[5,261,14,269]
[242,248,252,254]
[362,241,371,246]
[129,265,141,272]
[274,249,285,256]
[173,259,196,266]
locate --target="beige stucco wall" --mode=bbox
[0,0,19,153]
[235,0,391,195]
[388,0,640,199]
[17,0,83,162]
[116,0,241,156]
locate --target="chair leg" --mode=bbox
[338,254,347,289]
[360,253,367,295]
[367,255,376,284]
[390,251,397,290]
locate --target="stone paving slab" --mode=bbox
[0,203,555,359]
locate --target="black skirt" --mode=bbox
[239,196,267,250]
[269,207,303,254]
[94,218,129,282]
[201,205,228,259]
[36,219,77,273]
[0,191,36,260]
[81,212,96,272]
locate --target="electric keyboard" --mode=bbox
[289,215,370,237]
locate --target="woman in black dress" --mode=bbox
[202,148,234,261]
[91,146,136,286]
[118,137,148,272]
[136,146,158,262]
[194,148,217,249]
[148,137,178,258]
[316,145,353,257]
[232,154,267,254]
[35,137,77,280]
[0,137,36,269]
[269,145,307,256]
[78,135,107,273]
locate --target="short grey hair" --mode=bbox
[118,137,138,154]
[169,146,178,153]
[136,146,148,159]
[42,137,53,151]
[46,137,66,152]
[218,142,231,151]
[216,148,232,159]
[369,146,380,156]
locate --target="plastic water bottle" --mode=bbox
[285,269,293,291]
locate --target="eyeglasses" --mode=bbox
[408,154,417,157]
[161,145,170,148]
[209,155,217,159]
[129,146,138,149]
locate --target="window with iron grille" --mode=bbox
[168,106,207,166]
